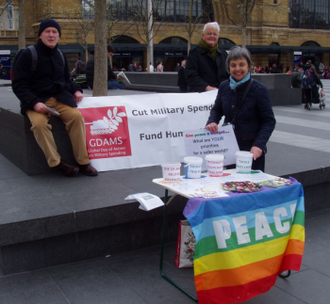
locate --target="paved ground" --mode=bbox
[0,79,329,303]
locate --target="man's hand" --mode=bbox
[33,102,48,114]
[74,90,83,103]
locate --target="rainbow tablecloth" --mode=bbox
[183,180,305,304]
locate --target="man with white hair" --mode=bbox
[186,21,228,92]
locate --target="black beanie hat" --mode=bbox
[38,19,61,37]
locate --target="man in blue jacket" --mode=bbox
[186,22,228,92]
[12,19,98,177]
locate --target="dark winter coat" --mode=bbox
[177,66,187,85]
[186,45,229,92]
[86,55,116,89]
[177,65,188,92]
[12,39,81,115]
[206,78,276,153]
[291,71,302,88]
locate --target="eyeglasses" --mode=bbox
[205,32,219,36]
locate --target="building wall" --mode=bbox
[0,0,329,70]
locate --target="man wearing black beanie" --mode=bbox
[12,19,98,177]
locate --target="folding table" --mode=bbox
[153,171,304,303]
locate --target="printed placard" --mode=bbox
[183,125,239,167]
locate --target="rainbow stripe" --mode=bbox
[183,182,305,304]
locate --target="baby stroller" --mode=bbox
[302,85,326,110]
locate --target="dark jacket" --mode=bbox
[186,45,228,92]
[313,72,323,88]
[291,71,302,88]
[177,66,187,86]
[86,55,116,89]
[12,39,81,115]
[206,78,276,153]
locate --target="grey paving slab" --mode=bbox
[302,247,330,277]
[106,252,197,303]
[0,153,26,180]
[273,122,330,140]
[275,269,330,304]
[264,142,330,176]
[0,273,68,304]
[52,265,147,304]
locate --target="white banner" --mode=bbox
[78,91,218,172]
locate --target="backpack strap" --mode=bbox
[26,46,65,73]
[57,49,65,67]
[27,45,38,73]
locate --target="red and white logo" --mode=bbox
[79,106,132,160]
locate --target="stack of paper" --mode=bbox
[125,192,164,211]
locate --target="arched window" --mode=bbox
[158,37,188,44]
[218,38,235,46]
[301,41,321,47]
[111,36,140,44]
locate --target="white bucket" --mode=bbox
[235,151,253,172]
[205,154,224,177]
[184,156,203,179]
[161,163,181,182]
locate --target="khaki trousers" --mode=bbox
[26,98,90,167]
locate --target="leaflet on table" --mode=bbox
[125,192,164,211]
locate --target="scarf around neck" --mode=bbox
[199,38,218,61]
[229,72,251,90]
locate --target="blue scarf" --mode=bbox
[229,73,251,90]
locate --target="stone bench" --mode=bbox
[121,72,302,105]
[0,107,75,175]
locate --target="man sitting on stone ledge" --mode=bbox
[12,19,98,177]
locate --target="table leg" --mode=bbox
[159,189,198,302]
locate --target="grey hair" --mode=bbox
[226,46,253,73]
[203,22,220,34]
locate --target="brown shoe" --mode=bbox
[57,160,79,177]
[79,164,98,176]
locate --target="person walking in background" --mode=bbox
[86,44,123,90]
[174,63,180,71]
[156,61,164,72]
[12,19,98,177]
[186,21,228,92]
[74,57,86,76]
[310,65,323,105]
[291,67,303,88]
[271,64,279,73]
[147,62,154,72]
[177,60,188,93]
[205,46,276,172]
[318,62,325,77]
[128,62,137,72]
[264,65,270,73]
[301,63,319,109]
